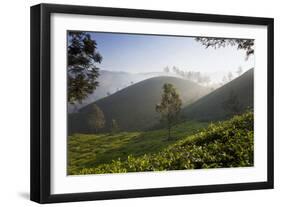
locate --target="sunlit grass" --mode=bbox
[68,121,208,174]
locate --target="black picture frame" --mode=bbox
[30,3,274,204]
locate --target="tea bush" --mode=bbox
[73,111,253,175]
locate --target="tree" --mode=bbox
[222,90,242,117]
[228,72,233,82]
[186,71,192,80]
[222,76,227,84]
[204,76,211,86]
[156,83,182,139]
[178,70,184,77]
[195,37,254,59]
[110,119,119,134]
[172,66,180,75]
[163,66,170,73]
[68,31,102,104]
[88,104,105,133]
[236,67,243,76]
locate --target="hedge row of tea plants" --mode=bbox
[72,112,254,175]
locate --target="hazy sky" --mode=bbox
[81,32,254,82]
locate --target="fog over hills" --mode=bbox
[68,70,196,112]
[68,70,178,112]
[183,68,254,121]
[68,76,210,134]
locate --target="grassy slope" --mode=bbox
[71,111,253,175]
[68,70,161,112]
[68,121,208,174]
[69,76,210,134]
[183,69,254,121]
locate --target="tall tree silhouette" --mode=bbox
[88,104,105,133]
[68,31,102,104]
[163,66,170,73]
[222,90,242,117]
[156,83,182,140]
[110,119,120,134]
[236,67,243,76]
[228,72,233,82]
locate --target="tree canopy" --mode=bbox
[222,90,243,117]
[88,104,105,133]
[195,37,254,59]
[110,119,120,134]
[156,83,182,139]
[68,31,102,104]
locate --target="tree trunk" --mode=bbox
[168,128,171,140]
[167,124,171,140]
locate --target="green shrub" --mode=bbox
[71,111,253,175]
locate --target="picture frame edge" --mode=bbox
[30,3,274,204]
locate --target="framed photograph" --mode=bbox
[30,3,274,203]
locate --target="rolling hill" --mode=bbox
[68,70,183,113]
[183,68,254,121]
[69,76,210,134]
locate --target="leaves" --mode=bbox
[156,83,182,139]
[195,37,254,60]
[88,104,105,133]
[70,111,254,175]
[68,31,102,104]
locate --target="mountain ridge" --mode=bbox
[69,76,211,134]
[182,68,254,121]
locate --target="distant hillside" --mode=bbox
[68,70,179,112]
[183,69,254,121]
[69,76,210,133]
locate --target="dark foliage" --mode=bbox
[222,90,243,117]
[72,111,253,175]
[88,104,105,133]
[68,31,102,104]
[195,37,254,59]
[156,83,182,139]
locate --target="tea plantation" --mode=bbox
[68,111,253,175]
